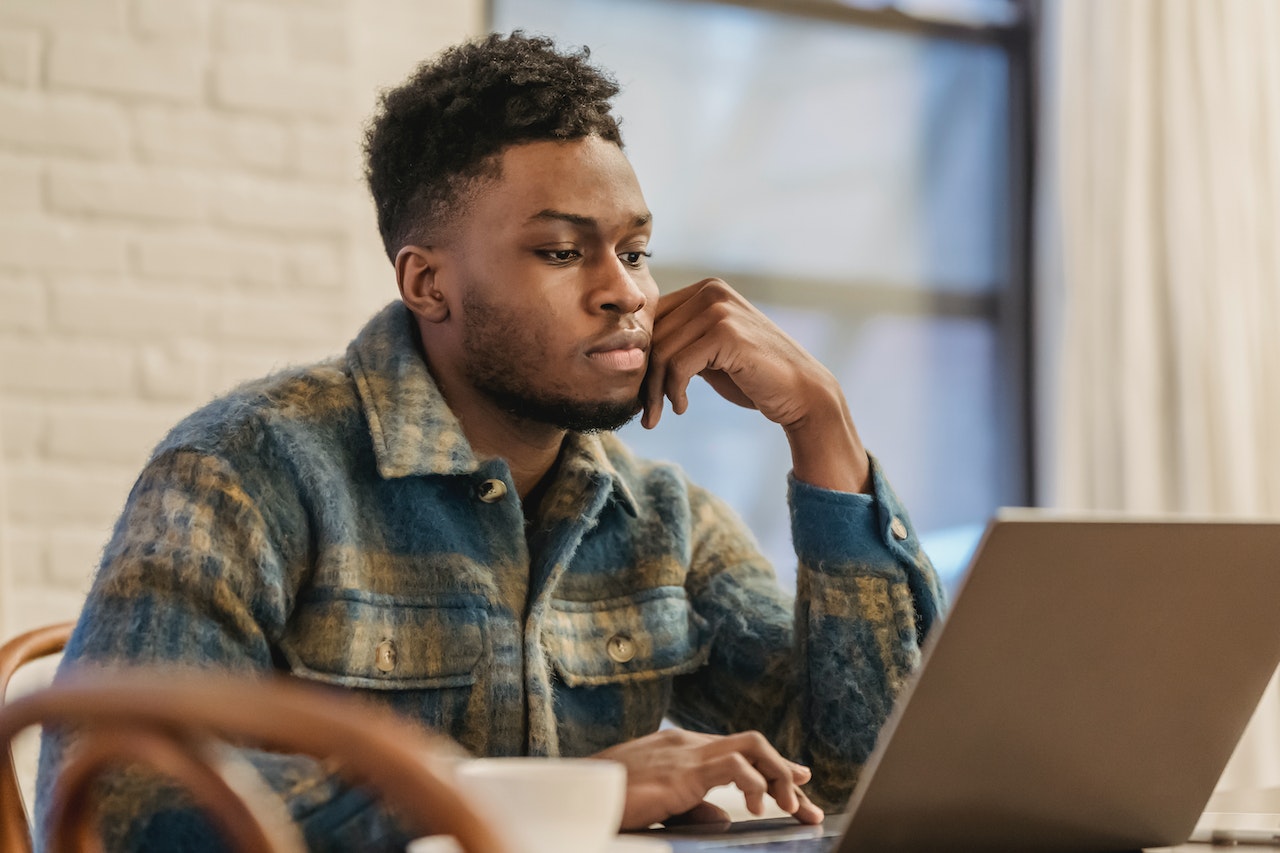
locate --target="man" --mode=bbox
[37,31,943,851]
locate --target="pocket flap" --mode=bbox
[283,591,487,690]
[546,587,709,687]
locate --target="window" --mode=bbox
[491,0,1032,589]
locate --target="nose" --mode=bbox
[595,257,649,316]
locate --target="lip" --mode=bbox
[585,328,649,372]
[585,328,650,356]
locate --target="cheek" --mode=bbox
[496,309,556,361]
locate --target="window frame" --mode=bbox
[484,0,1039,507]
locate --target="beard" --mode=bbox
[460,289,642,433]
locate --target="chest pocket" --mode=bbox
[544,586,710,687]
[282,590,487,690]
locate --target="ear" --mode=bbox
[395,245,450,323]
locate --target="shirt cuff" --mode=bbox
[787,453,922,573]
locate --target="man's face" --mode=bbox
[434,135,659,432]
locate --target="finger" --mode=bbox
[792,788,825,825]
[650,289,767,416]
[772,760,813,814]
[662,336,736,416]
[703,731,793,777]
[699,753,769,816]
[650,308,744,418]
[701,732,802,814]
[650,288,730,358]
[758,765,803,816]
[699,732,801,814]
[698,369,757,410]
[646,300,721,422]
[653,278,720,322]
[641,366,665,429]
[663,360,696,418]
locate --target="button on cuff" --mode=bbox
[476,478,508,503]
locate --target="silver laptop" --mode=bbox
[1187,786,1280,845]
[654,509,1280,852]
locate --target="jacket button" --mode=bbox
[375,639,397,673]
[476,478,508,503]
[606,635,635,664]
[890,516,908,541]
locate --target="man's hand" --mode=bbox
[593,728,824,830]
[642,279,871,493]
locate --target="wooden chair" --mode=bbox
[0,621,74,853]
[0,665,509,853]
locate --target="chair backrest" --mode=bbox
[0,667,509,853]
[0,622,74,853]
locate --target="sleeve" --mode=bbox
[33,447,415,853]
[667,454,945,809]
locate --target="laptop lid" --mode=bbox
[833,509,1280,852]
[657,510,1280,853]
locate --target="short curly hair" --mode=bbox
[363,31,624,262]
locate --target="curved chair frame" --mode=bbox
[0,668,508,853]
[0,622,74,853]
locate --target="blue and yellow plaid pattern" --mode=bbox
[37,301,943,852]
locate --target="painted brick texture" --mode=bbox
[0,0,482,635]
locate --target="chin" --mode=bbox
[550,396,642,434]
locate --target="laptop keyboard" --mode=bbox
[716,835,834,845]
[657,815,841,852]
[690,837,835,852]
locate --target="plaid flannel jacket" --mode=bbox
[37,301,944,852]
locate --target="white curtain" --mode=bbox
[0,415,10,641]
[1046,0,1280,788]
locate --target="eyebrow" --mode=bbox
[527,209,652,230]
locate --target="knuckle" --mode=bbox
[701,278,744,308]
[704,300,733,324]
[658,728,687,746]
[698,277,732,297]
[731,730,770,752]
[665,352,696,382]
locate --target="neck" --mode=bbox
[466,412,565,501]
[426,367,566,502]
[413,322,569,499]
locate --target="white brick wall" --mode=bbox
[0,90,131,158]
[0,0,484,638]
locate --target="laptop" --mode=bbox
[1187,786,1280,845]
[653,509,1280,852]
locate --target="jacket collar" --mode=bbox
[346,302,638,516]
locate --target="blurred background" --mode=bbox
[0,0,1277,791]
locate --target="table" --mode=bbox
[654,787,1280,852]
[1149,787,1280,851]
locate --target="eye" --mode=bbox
[540,249,581,264]
[620,250,652,268]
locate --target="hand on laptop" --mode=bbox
[594,728,824,830]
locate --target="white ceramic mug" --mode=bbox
[413,756,627,853]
